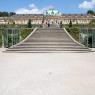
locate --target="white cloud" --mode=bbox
[15,4,54,14]
[79,0,95,9]
[29,4,36,8]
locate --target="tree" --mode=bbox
[9,12,16,16]
[87,10,95,15]
[13,22,15,27]
[69,20,72,28]
[0,11,16,17]
[27,19,32,28]
[59,21,63,28]
[0,11,8,17]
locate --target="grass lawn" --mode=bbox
[20,28,33,41]
[66,27,80,41]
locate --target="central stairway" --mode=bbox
[5,26,91,53]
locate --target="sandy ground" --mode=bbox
[0,48,95,95]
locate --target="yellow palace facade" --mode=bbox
[0,9,95,25]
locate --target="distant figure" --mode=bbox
[42,20,44,24]
[46,22,47,25]
[56,20,57,23]
[48,23,50,27]
[42,20,44,28]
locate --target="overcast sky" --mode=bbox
[0,0,95,14]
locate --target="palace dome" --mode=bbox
[44,9,61,16]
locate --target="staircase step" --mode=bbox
[17,44,80,47]
[14,45,85,48]
[30,37,70,39]
[25,39,74,42]
[7,48,90,52]
[9,47,88,50]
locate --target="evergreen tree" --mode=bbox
[9,12,16,16]
[27,19,32,28]
[87,10,95,15]
[13,22,15,27]
[60,21,63,28]
[69,20,72,28]
[0,11,16,17]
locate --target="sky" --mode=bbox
[0,0,95,14]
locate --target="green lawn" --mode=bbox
[66,26,80,42]
[20,28,33,41]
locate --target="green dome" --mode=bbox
[44,9,61,16]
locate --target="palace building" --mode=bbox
[0,9,95,25]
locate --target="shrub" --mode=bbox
[69,20,72,28]
[27,19,32,28]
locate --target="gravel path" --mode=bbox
[0,50,95,95]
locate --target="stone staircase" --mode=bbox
[5,27,91,53]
